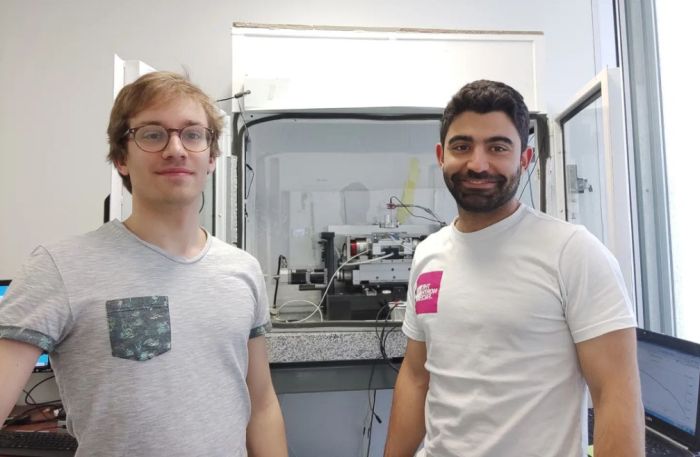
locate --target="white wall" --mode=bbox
[0,0,602,278]
[1,1,609,456]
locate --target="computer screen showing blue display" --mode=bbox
[0,280,9,301]
[0,279,51,371]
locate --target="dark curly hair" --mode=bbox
[440,80,529,151]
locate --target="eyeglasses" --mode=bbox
[125,124,214,153]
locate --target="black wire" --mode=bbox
[245,163,255,199]
[22,388,37,406]
[24,375,59,406]
[518,133,539,204]
[518,150,540,202]
[366,389,378,457]
[198,191,205,214]
[4,401,63,426]
[273,255,286,307]
[389,196,445,225]
[375,301,400,373]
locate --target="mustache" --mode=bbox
[450,170,506,183]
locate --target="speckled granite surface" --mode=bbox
[265,326,407,364]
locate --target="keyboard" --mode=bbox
[0,430,77,456]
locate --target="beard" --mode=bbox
[443,168,522,213]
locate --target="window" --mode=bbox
[619,0,700,342]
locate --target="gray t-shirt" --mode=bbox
[0,221,270,457]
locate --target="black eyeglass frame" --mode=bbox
[123,125,215,153]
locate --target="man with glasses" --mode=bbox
[0,72,288,457]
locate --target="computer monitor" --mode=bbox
[0,280,10,301]
[637,328,700,452]
[0,279,51,372]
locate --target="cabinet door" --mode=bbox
[108,55,156,222]
[553,68,636,304]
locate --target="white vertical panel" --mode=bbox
[214,112,232,241]
[108,57,157,221]
[554,68,635,306]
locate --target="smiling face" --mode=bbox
[437,110,532,218]
[115,96,216,211]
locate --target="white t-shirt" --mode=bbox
[402,204,637,457]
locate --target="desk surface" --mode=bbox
[266,324,406,364]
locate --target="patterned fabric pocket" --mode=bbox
[106,296,171,361]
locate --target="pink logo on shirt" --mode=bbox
[415,271,443,314]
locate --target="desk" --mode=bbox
[1,406,74,457]
[266,324,406,392]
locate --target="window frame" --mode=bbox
[616,0,675,333]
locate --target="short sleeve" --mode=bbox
[401,256,426,342]
[248,260,271,339]
[560,229,637,343]
[0,246,73,351]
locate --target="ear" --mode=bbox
[114,157,129,177]
[436,142,445,167]
[520,147,534,170]
[207,155,216,175]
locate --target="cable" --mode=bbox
[272,255,287,308]
[273,249,393,323]
[375,302,401,373]
[198,191,205,214]
[232,95,255,201]
[273,249,369,323]
[273,299,323,323]
[4,402,63,427]
[343,252,394,267]
[365,389,379,457]
[245,163,255,199]
[216,89,251,103]
[518,146,540,203]
[363,300,400,457]
[21,388,37,406]
[23,375,59,406]
[389,196,445,225]
[360,300,402,456]
[517,133,538,204]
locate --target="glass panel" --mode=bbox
[562,96,607,243]
[244,117,449,277]
[655,1,700,343]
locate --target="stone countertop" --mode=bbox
[265,325,407,364]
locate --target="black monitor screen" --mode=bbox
[637,328,700,451]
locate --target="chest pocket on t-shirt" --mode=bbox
[106,296,171,361]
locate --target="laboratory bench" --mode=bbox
[266,321,406,393]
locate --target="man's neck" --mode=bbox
[454,200,521,233]
[122,200,206,258]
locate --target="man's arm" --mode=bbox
[576,327,644,457]
[246,335,287,457]
[0,339,42,425]
[384,337,429,457]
